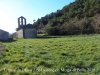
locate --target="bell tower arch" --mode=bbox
[18,16,26,28]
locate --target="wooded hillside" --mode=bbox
[33,0,100,35]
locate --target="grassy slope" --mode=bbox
[0,42,5,66]
[0,35,100,75]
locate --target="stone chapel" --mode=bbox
[16,16,37,38]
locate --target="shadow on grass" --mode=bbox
[36,35,62,39]
[0,38,17,43]
[36,34,99,39]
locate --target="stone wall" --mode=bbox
[16,28,37,38]
[0,29,9,41]
[16,29,23,38]
[24,28,37,38]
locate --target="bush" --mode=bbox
[45,26,60,35]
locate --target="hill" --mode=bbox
[33,0,100,35]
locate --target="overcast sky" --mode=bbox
[0,0,75,33]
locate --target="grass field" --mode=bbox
[0,35,100,75]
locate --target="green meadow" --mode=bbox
[0,35,100,75]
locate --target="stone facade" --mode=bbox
[16,29,23,38]
[0,29,9,41]
[16,16,37,38]
[24,28,37,38]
